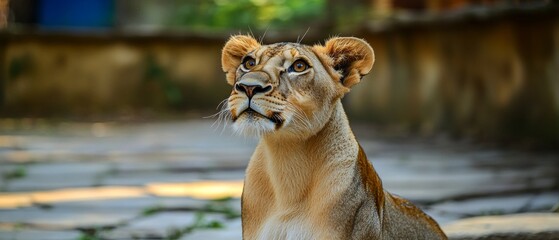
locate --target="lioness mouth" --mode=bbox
[242,108,258,115]
[240,109,284,129]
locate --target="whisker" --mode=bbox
[298,27,311,44]
[204,98,229,119]
[204,109,225,119]
[218,103,232,132]
[204,98,233,132]
[211,109,228,128]
[248,26,255,39]
[216,98,228,110]
[259,25,270,44]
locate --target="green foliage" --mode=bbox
[193,211,225,229]
[165,228,184,240]
[169,0,324,30]
[212,196,234,202]
[143,56,184,107]
[203,198,241,219]
[165,212,225,240]
[134,198,239,239]
[13,222,25,230]
[141,204,164,216]
[8,55,33,81]
[76,228,103,240]
[77,234,101,240]
[3,165,27,181]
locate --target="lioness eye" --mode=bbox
[242,57,256,70]
[289,60,309,73]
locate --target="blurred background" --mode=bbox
[1,0,557,147]
[0,0,558,239]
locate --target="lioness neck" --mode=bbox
[258,100,358,206]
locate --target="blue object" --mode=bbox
[38,0,115,29]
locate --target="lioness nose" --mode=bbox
[235,83,272,98]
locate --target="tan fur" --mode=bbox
[221,35,447,239]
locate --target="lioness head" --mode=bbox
[221,35,374,138]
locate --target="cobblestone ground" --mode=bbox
[0,120,558,240]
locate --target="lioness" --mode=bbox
[221,35,447,240]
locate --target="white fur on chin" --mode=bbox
[232,113,276,137]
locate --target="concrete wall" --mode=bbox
[347,14,559,146]
[1,12,558,146]
[1,35,229,117]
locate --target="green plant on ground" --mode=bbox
[77,233,101,240]
[75,226,114,240]
[165,211,225,240]
[3,165,27,181]
[138,197,238,239]
[141,204,165,216]
[193,211,225,229]
[203,197,241,219]
[76,229,102,240]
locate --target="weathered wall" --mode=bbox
[1,35,229,117]
[1,12,558,146]
[347,14,559,146]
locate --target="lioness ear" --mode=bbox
[323,37,374,88]
[221,35,261,85]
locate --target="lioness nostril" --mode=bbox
[253,85,271,93]
[236,83,272,97]
[261,85,272,93]
[235,83,245,93]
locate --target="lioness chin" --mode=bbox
[221,35,447,240]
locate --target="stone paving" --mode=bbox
[0,120,558,239]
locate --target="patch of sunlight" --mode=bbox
[91,122,111,137]
[0,136,19,148]
[31,186,146,204]
[4,151,32,163]
[0,181,245,209]
[147,180,244,200]
[0,193,32,209]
